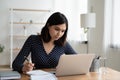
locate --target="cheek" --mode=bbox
[49,29,56,36]
[62,32,65,35]
[61,33,65,37]
[59,32,63,36]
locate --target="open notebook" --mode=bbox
[55,54,95,76]
[27,70,57,80]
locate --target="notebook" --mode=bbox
[55,54,95,76]
[0,70,21,80]
[27,70,57,80]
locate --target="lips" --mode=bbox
[55,36,60,39]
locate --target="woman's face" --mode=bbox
[49,23,66,41]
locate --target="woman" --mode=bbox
[12,12,77,73]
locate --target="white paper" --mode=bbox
[27,70,57,80]
[27,70,50,75]
[30,74,57,80]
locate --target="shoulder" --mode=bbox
[63,41,72,48]
[64,41,70,46]
[64,41,77,54]
[26,35,41,42]
[28,35,39,38]
[28,35,41,39]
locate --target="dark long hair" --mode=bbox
[41,12,68,46]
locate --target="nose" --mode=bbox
[57,31,62,36]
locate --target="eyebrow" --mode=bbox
[54,26,66,30]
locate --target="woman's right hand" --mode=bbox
[22,62,34,74]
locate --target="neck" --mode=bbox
[42,39,54,45]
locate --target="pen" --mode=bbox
[24,56,35,69]
[24,56,32,63]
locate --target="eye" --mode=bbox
[61,30,65,33]
[55,28,60,31]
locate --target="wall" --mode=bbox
[104,0,120,71]
[88,0,104,56]
[88,0,120,71]
[0,0,54,65]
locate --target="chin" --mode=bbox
[54,39,59,40]
[54,38,60,40]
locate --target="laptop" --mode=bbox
[55,54,95,76]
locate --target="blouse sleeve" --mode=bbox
[64,42,77,54]
[12,35,33,72]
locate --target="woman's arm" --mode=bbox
[64,42,77,54]
[12,35,33,72]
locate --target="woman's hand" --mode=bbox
[22,62,34,74]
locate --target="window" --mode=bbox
[111,0,120,48]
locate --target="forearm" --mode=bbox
[12,61,23,73]
[12,35,32,72]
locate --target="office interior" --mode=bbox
[0,0,120,72]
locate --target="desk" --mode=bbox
[20,67,120,80]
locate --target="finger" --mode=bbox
[28,63,34,68]
[27,64,34,70]
[24,62,32,67]
[23,63,34,72]
[30,63,35,67]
